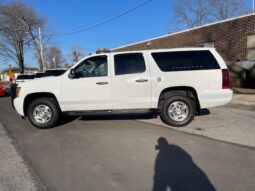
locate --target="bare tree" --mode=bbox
[63,47,84,68]
[209,0,249,20]
[171,0,211,30]
[0,3,27,73]
[72,49,81,63]
[45,46,65,69]
[71,48,85,63]
[170,0,249,31]
[0,2,44,73]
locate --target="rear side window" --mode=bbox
[152,51,220,72]
[114,53,146,75]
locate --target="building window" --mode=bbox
[247,34,255,61]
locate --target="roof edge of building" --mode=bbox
[112,13,255,51]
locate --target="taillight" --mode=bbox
[222,69,230,89]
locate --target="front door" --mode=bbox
[61,55,111,111]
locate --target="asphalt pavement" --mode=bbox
[0,97,255,191]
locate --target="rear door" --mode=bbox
[110,52,152,109]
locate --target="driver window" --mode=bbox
[74,56,108,78]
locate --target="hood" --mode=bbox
[18,76,62,97]
[19,76,60,87]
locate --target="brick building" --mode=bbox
[113,13,255,87]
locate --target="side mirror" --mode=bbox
[68,69,76,79]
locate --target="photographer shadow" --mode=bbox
[153,137,216,191]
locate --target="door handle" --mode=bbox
[96,82,108,85]
[135,79,148,83]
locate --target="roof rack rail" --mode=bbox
[96,48,111,54]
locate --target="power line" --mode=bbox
[51,0,152,37]
[61,0,147,33]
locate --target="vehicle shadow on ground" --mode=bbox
[196,108,210,116]
[57,109,210,127]
[80,113,158,121]
[152,137,216,191]
[79,109,210,121]
[56,116,80,127]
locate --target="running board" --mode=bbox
[63,109,158,116]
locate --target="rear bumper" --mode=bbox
[14,97,25,116]
[199,89,233,108]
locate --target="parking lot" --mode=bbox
[140,105,255,147]
[0,96,255,191]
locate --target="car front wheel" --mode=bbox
[27,98,60,129]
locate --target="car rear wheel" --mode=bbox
[27,98,60,129]
[160,95,195,127]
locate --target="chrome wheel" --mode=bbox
[33,104,52,124]
[168,101,189,122]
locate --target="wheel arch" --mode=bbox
[158,86,201,113]
[23,92,60,116]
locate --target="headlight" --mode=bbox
[16,87,21,97]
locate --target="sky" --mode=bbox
[0,0,254,69]
[0,0,171,69]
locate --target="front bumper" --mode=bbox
[14,96,25,116]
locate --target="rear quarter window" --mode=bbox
[151,51,220,72]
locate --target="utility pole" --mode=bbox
[19,18,45,72]
[38,27,45,71]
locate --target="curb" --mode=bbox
[230,101,255,106]
[0,122,49,191]
[137,119,255,149]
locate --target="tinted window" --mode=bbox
[74,56,108,78]
[114,53,146,75]
[152,51,220,72]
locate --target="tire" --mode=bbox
[27,98,60,129]
[160,95,195,127]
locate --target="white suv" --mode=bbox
[13,48,232,128]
